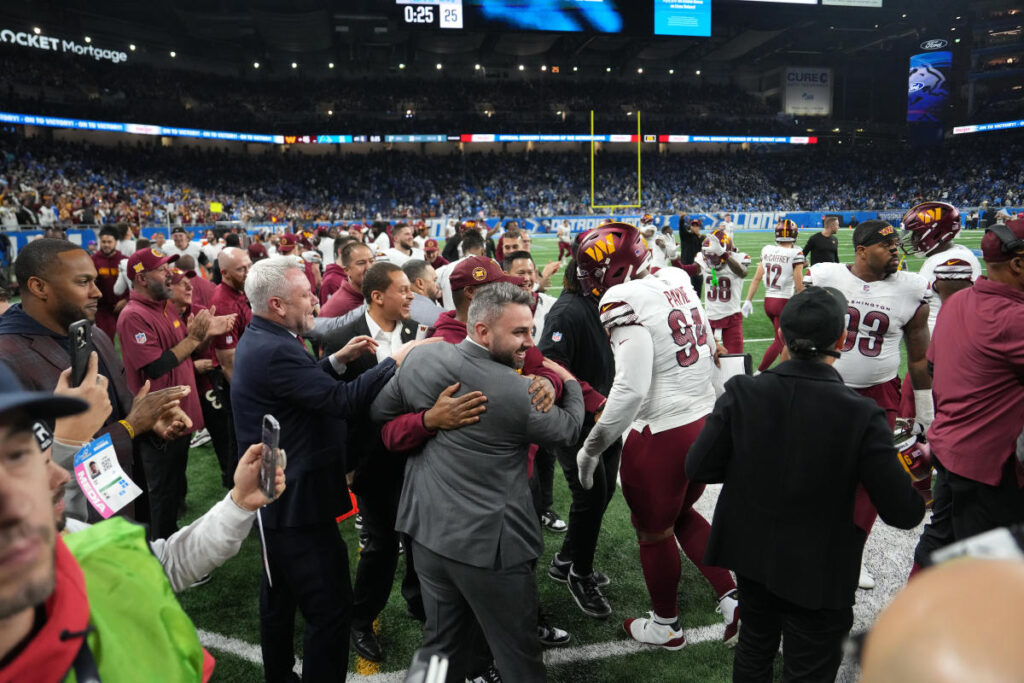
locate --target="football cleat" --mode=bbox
[623,613,686,650]
[717,589,740,646]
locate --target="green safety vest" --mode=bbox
[63,517,207,682]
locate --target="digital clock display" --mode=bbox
[397,0,464,29]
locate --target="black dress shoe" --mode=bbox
[405,602,426,623]
[350,626,383,662]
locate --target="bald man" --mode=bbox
[862,558,1024,682]
[209,247,253,382]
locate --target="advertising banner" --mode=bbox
[908,49,952,123]
[784,68,833,117]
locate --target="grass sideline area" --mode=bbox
[180,227,987,681]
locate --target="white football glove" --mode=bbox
[705,234,726,257]
[913,389,934,434]
[576,447,600,490]
[741,300,754,318]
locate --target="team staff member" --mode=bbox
[321,263,421,662]
[677,218,706,297]
[320,237,353,305]
[687,287,925,682]
[209,247,252,383]
[918,222,1024,553]
[118,248,234,539]
[538,262,616,619]
[802,217,840,265]
[321,242,376,318]
[92,226,128,340]
[230,255,429,682]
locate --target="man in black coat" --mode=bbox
[687,286,925,683]
[232,255,423,682]
[321,262,420,663]
[677,216,705,297]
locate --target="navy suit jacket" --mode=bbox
[231,315,396,529]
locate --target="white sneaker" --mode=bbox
[189,429,211,448]
[717,589,740,646]
[622,612,686,650]
[859,562,876,590]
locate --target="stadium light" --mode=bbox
[253,62,260,69]
[541,65,547,71]
[291,62,297,69]
[329,62,335,69]
[518,64,525,71]
[436,63,443,70]
[637,67,643,74]
[606,67,612,72]
[573,66,578,72]
[695,69,701,75]
[84,36,91,43]
[474,64,481,70]
[398,63,405,69]
[328,110,333,115]
[129,44,136,51]
[32,27,40,35]
[170,51,176,58]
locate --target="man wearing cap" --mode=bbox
[176,255,216,308]
[209,247,252,383]
[687,286,925,683]
[169,267,238,490]
[678,217,706,298]
[277,233,322,295]
[436,231,487,310]
[321,242,376,318]
[165,227,204,265]
[319,237,353,305]
[247,241,268,264]
[118,248,234,538]
[423,238,449,269]
[910,222,1024,573]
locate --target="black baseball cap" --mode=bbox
[853,220,899,248]
[171,227,189,235]
[0,363,87,421]
[779,286,848,359]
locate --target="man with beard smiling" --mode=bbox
[118,247,235,539]
[370,282,584,683]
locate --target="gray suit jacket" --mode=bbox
[370,338,585,569]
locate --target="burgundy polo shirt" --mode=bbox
[320,280,364,318]
[927,277,1024,486]
[188,274,218,309]
[320,264,348,305]
[188,302,219,395]
[209,282,252,351]
[116,291,204,431]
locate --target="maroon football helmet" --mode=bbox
[576,222,651,298]
[900,201,961,256]
[894,418,933,506]
[701,229,735,267]
[775,219,798,243]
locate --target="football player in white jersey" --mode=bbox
[695,229,750,353]
[575,223,740,650]
[742,219,806,371]
[808,220,933,588]
[382,223,425,266]
[557,220,573,262]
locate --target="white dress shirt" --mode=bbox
[365,311,405,363]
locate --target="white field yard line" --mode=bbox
[199,624,724,682]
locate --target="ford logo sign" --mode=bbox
[908,82,925,92]
[920,39,948,50]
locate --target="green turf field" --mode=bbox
[181,227,987,681]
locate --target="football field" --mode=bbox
[181,227,987,681]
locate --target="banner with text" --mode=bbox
[784,67,833,117]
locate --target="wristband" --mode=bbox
[118,419,135,439]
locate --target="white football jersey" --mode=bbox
[759,244,806,299]
[599,267,716,432]
[809,263,928,388]
[381,247,425,266]
[695,251,751,321]
[917,243,982,334]
[557,225,571,242]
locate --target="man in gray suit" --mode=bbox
[371,282,584,682]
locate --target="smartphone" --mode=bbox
[68,319,94,387]
[260,414,281,502]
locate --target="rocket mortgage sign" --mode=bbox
[0,28,129,64]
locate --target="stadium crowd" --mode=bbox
[1,133,1022,227]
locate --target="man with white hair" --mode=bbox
[231,255,432,681]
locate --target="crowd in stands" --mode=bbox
[0,132,1022,226]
